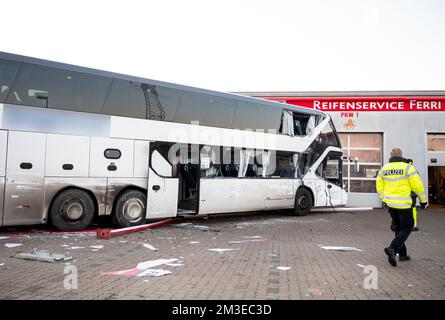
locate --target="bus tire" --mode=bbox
[50,189,95,231]
[294,188,313,216]
[113,189,147,228]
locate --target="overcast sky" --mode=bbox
[1,0,444,92]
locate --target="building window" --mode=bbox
[338,133,383,193]
[427,134,445,152]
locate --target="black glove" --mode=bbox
[382,202,388,209]
[420,202,427,210]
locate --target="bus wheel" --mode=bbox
[294,188,312,216]
[50,189,95,231]
[113,189,147,228]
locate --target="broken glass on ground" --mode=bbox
[277,266,291,271]
[319,246,362,252]
[142,243,158,251]
[173,223,211,231]
[5,243,22,248]
[208,248,240,253]
[229,236,266,244]
[16,249,72,263]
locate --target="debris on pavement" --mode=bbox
[305,288,324,297]
[5,243,23,248]
[103,268,171,277]
[136,258,179,269]
[189,241,200,244]
[277,266,291,271]
[229,238,266,244]
[165,263,184,267]
[103,258,180,278]
[208,248,240,253]
[320,245,363,252]
[16,249,72,263]
[173,223,211,231]
[70,246,85,250]
[142,243,158,251]
[90,245,104,250]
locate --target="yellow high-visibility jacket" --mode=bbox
[376,160,427,209]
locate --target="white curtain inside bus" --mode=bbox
[306,115,316,136]
[238,149,253,177]
[281,110,294,136]
[293,153,299,178]
[262,151,271,178]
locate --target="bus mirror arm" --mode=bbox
[341,156,360,172]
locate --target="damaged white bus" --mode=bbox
[0,52,349,230]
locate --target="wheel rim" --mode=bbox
[60,199,85,222]
[123,198,144,223]
[66,203,83,220]
[298,195,309,210]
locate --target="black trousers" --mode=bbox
[388,207,414,257]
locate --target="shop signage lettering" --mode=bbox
[265,97,445,112]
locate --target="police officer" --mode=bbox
[406,159,419,232]
[376,148,428,267]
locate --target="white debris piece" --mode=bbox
[118,240,128,243]
[320,246,362,252]
[137,269,171,277]
[189,241,200,244]
[90,245,104,250]
[70,246,85,250]
[5,243,22,248]
[0,263,4,266]
[142,243,158,251]
[277,266,291,271]
[357,264,366,268]
[243,236,262,239]
[60,245,70,247]
[208,248,240,253]
[136,258,178,269]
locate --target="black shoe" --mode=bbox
[399,255,411,261]
[412,227,419,232]
[384,247,397,267]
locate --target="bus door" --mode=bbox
[146,148,179,219]
[0,130,7,225]
[3,131,46,226]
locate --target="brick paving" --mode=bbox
[0,207,444,300]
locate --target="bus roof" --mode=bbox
[0,51,325,117]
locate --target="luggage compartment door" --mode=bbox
[3,131,46,226]
[0,130,7,225]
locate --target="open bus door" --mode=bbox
[146,149,179,219]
